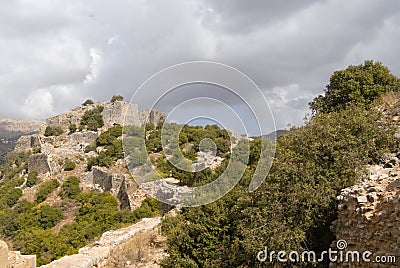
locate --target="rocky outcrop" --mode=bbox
[46,101,165,130]
[0,240,36,268]
[140,179,192,205]
[101,101,140,126]
[192,151,224,172]
[28,153,50,174]
[15,135,41,151]
[40,217,161,268]
[331,162,400,267]
[92,167,134,209]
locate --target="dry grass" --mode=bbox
[103,227,167,268]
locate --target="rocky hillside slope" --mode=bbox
[0,99,167,266]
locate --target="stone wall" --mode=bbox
[40,218,161,268]
[92,167,133,209]
[46,101,165,130]
[0,240,36,268]
[331,162,400,267]
[28,153,50,174]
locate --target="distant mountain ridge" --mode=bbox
[250,129,289,140]
[0,118,44,163]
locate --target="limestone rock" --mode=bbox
[92,167,134,209]
[331,162,400,267]
[28,153,50,174]
[40,218,161,268]
[0,240,36,268]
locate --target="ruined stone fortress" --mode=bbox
[15,100,165,210]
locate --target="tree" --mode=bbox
[64,160,76,171]
[26,171,38,187]
[68,124,77,134]
[61,176,81,199]
[36,179,60,203]
[44,126,63,137]
[310,60,400,114]
[110,95,124,103]
[80,106,104,131]
[82,99,94,106]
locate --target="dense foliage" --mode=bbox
[80,105,104,131]
[82,99,94,106]
[64,160,76,171]
[110,95,124,102]
[310,60,400,114]
[161,62,398,267]
[86,125,123,170]
[44,125,63,137]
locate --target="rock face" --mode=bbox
[46,101,165,130]
[40,217,161,268]
[92,167,134,209]
[28,153,50,174]
[331,162,400,267]
[0,240,36,268]
[140,179,192,206]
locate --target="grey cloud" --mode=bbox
[0,0,399,134]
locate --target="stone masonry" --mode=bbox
[0,240,36,268]
[40,217,161,268]
[331,160,400,267]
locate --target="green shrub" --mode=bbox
[82,99,94,106]
[68,124,77,134]
[36,179,60,203]
[84,143,96,153]
[110,95,124,102]
[80,106,104,131]
[61,176,81,199]
[6,188,22,207]
[32,146,41,154]
[64,160,76,171]
[26,171,38,187]
[86,157,98,171]
[44,126,63,137]
[34,204,63,229]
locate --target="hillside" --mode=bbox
[0,98,169,266]
[0,97,235,267]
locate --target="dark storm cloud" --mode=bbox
[0,0,399,133]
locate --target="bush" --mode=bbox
[26,171,38,187]
[82,99,94,106]
[32,146,41,154]
[44,126,63,137]
[34,204,63,229]
[64,160,76,171]
[68,124,77,134]
[61,176,81,199]
[80,106,104,131]
[86,157,98,171]
[36,179,60,203]
[84,143,95,153]
[110,95,124,103]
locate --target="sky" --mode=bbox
[0,0,399,135]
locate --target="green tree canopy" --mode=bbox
[110,95,124,103]
[310,60,400,114]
